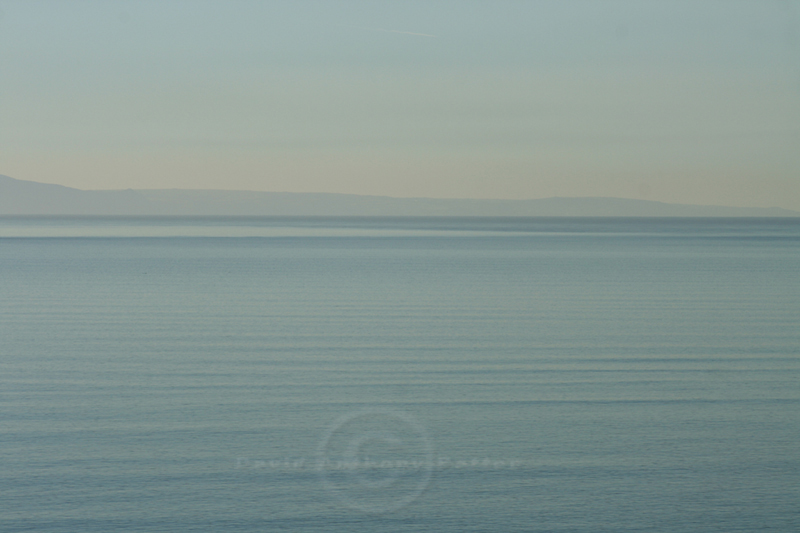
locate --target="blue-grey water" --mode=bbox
[1,217,798,532]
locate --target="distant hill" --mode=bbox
[1,175,798,217]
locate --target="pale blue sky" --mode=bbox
[1,0,799,208]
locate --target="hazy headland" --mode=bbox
[2,175,797,217]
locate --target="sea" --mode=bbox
[1,216,798,532]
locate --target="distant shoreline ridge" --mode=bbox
[1,175,797,217]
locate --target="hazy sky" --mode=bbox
[1,0,799,208]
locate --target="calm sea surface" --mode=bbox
[1,217,798,532]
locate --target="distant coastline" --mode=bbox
[2,175,798,217]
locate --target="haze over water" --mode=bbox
[1,217,798,532]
